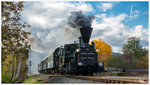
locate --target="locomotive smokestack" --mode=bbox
[79,26,93,44]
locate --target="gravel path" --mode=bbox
[47,76,100,83]
[33,74,101,83]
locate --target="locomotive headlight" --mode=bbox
[78,62,83,66]
[96,49,99,52]
[98,62,103,67]
[76,49,80,52]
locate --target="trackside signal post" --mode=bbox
[29,60,32,76]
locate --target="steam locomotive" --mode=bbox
[38,26,104,76]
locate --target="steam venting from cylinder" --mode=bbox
[68,11,94,44]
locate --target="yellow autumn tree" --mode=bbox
[90,39,112,63]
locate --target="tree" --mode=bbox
[90,39,112,63]
[122,37,144,59]
[122,37,148,69]
[2,2,31,83]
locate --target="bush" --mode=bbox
[2,73,11,83]
[105,54,146,69]
[106,55,127,69]
[2,73,16,83]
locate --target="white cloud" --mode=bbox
[128,5,140,21]
[99,3,113,11]
[129,25,148,41]
[91,13,148,53]
[130,10,139,20]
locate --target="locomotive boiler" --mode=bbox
[38,26,104,76]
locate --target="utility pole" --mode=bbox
[29,60,32,76]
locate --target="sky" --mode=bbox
[21,1,149,74]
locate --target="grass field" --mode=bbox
[23,76,44,84]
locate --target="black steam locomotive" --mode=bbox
[38,26,104,76]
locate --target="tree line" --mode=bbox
[106,37,148,69]
[2,2,31,83]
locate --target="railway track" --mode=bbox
[69,76,148,84]
[48,75,148,84]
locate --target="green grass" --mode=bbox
[23,76,44,84]
[2,72,16,83]
[2,73,11,83]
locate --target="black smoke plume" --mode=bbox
[68,11,94,28]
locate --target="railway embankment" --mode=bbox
[22,74,148,84]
